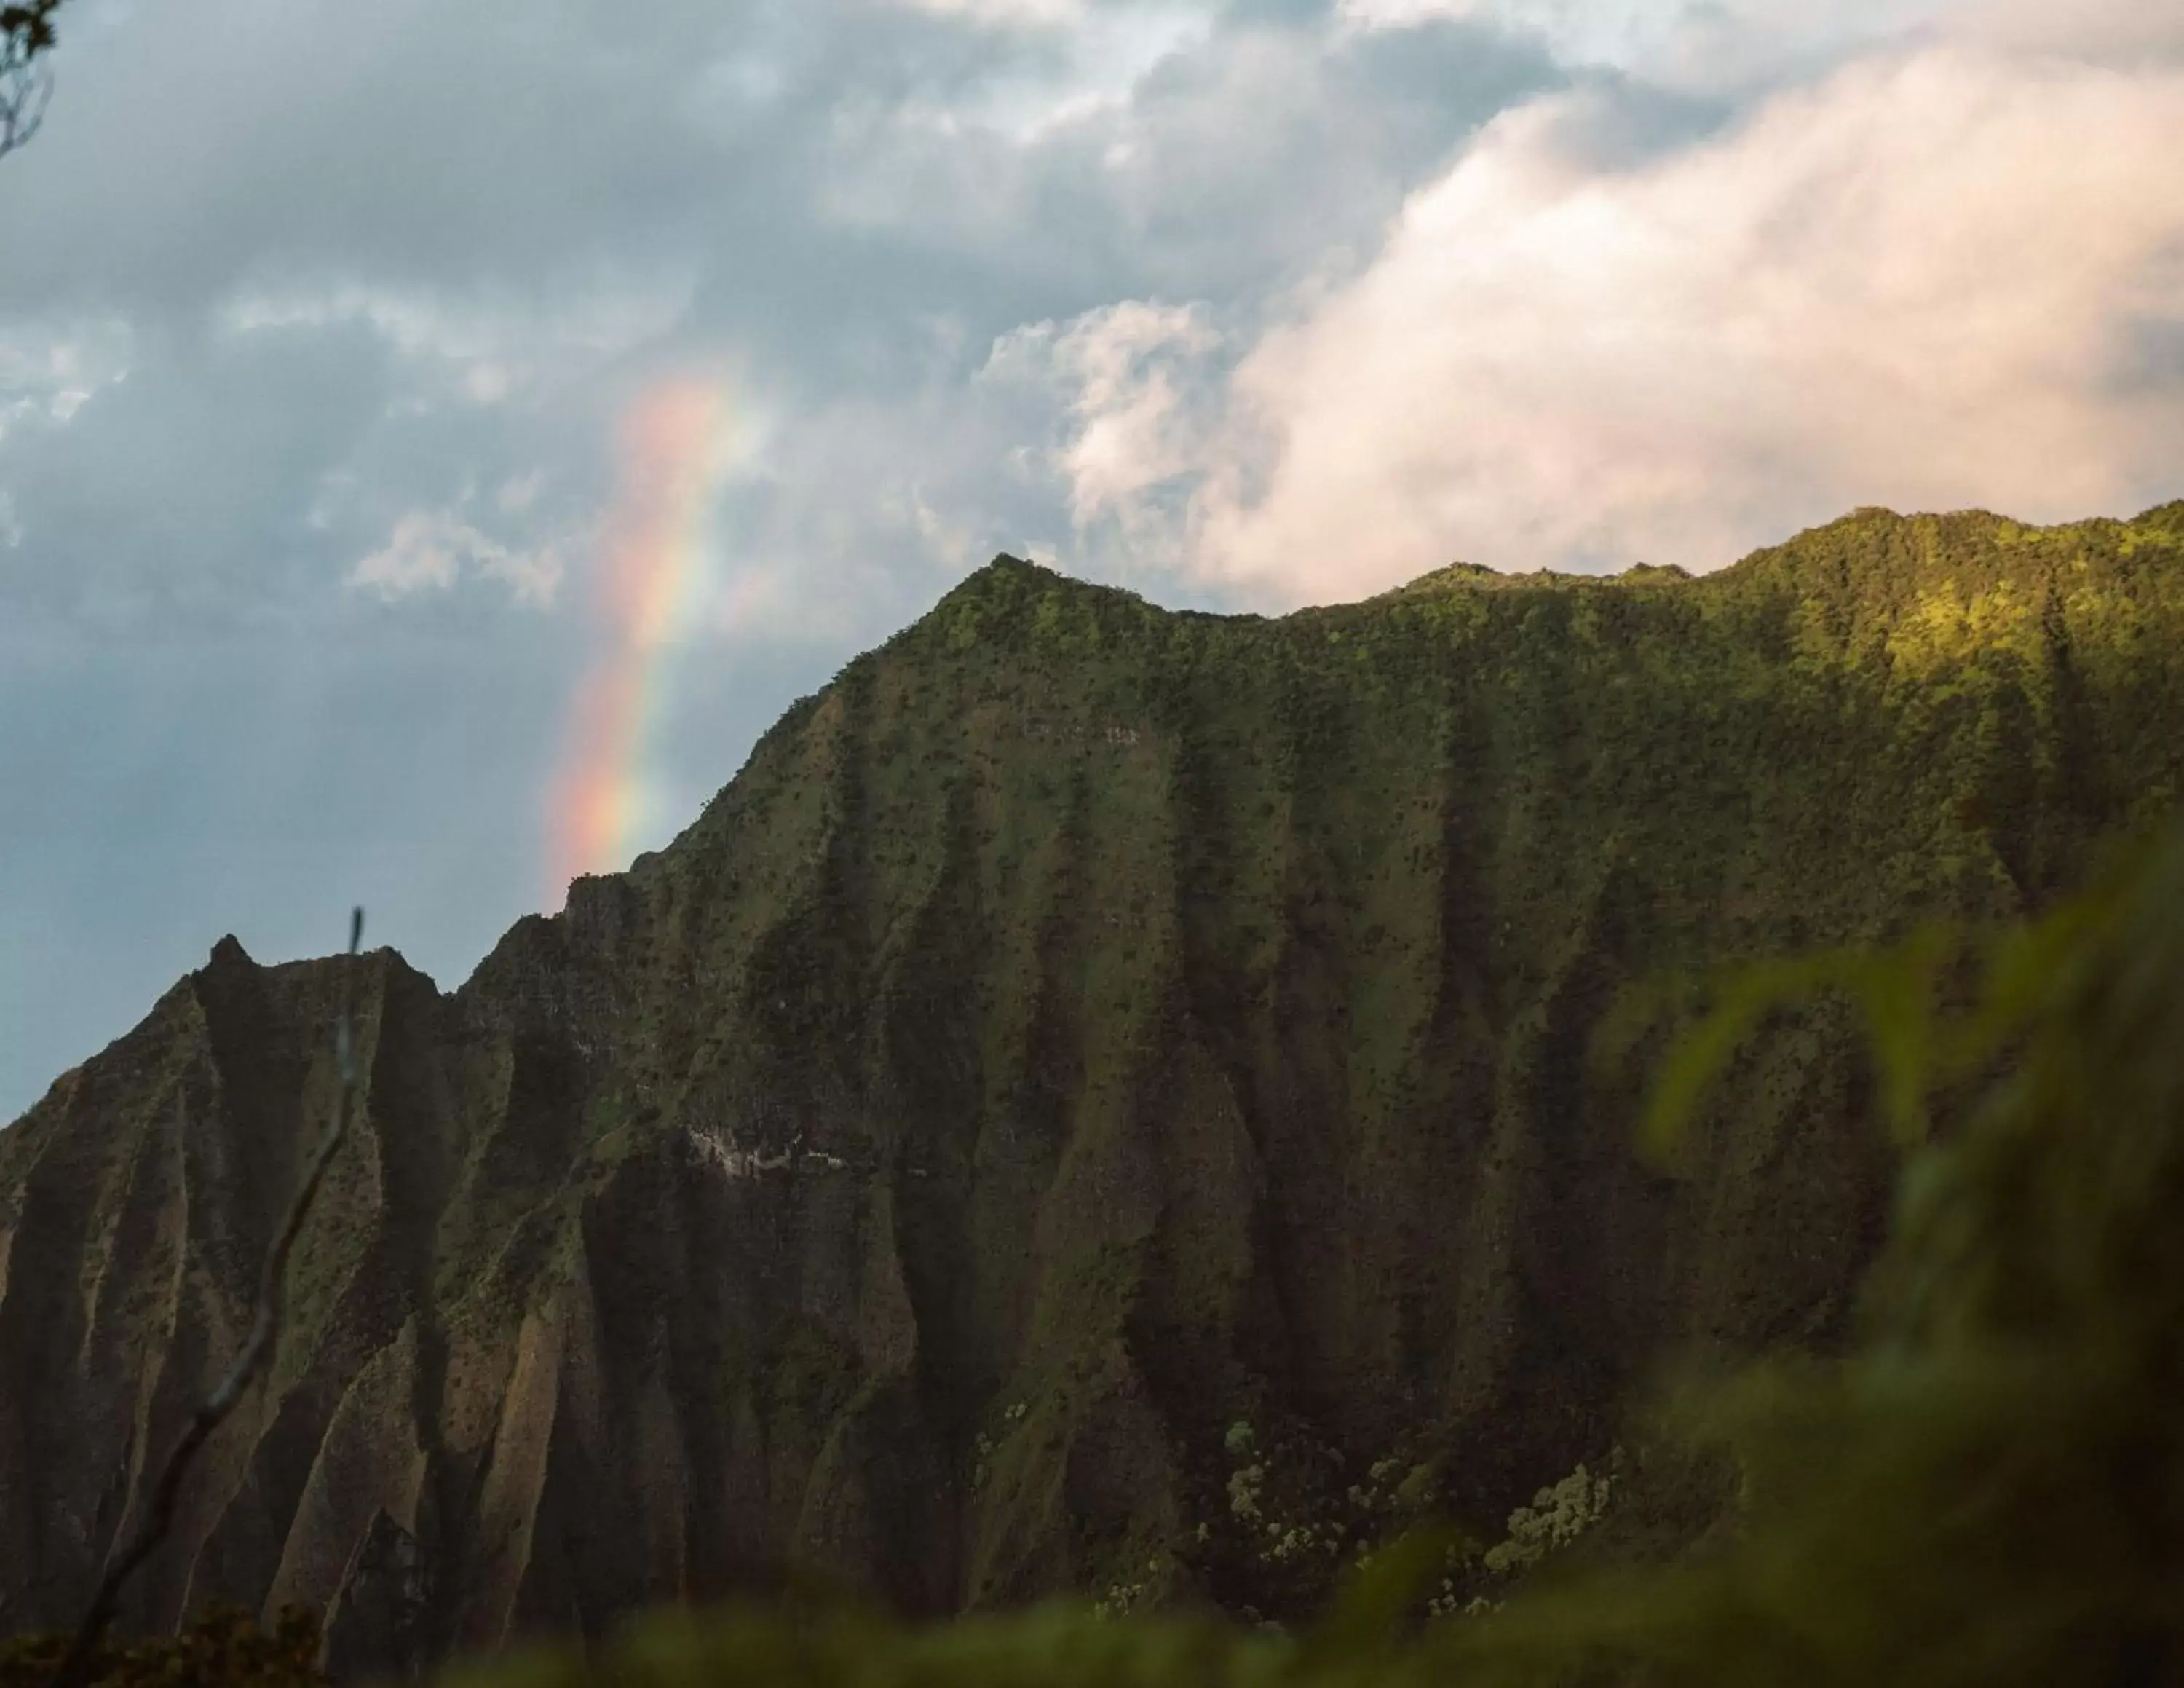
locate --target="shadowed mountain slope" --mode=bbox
[4,502,2183,1673]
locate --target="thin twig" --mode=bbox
[0,1,60,161]
[52,908,367,1688]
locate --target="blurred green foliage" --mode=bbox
[0,1606,323,1688]
[1433,817,2184,1684]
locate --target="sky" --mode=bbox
[1,0,2180,1120]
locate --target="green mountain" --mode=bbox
[4,503,2182,1674]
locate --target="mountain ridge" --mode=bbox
[5,500,2184,1673]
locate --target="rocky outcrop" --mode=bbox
[4,503,2183,1671]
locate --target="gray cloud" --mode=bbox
[2,0,1558,631]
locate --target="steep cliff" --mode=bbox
[4,503,2183,1672]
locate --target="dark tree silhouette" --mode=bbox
[1,1,62,159]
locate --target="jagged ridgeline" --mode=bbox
[3,504,2182,1675]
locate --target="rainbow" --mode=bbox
[547,377,740,903]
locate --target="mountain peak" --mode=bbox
[953,553,1059,594]
[205,933,253,971]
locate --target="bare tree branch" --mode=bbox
[52,908,368,1688]
[1,1,61,162]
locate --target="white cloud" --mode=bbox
[1337,0,1957,90]
[351,512,461,597]
[986,299,1224,535]
[894,0,1085,22]
[217,272,695,405]
[496,469,547,514]
[349,508,564,607]
[0,317,134,444]
[1341,0,2184,92]
[1944,0,2184,65]
[1029,39,2184,599]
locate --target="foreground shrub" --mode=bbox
[0,1607,323,1688]
[1437,819,2184,1685]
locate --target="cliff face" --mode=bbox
[4,504,2183,1671]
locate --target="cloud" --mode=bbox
[349,508,565,606]
[1944,0,2184,65]
[0,315,134,449]
[1341,0,2184,101]
[807,8,1554,306]
[986,299,1224,530]
[1336,0,1961,91]
[216,273,697,403]
[497,470,548,514]
[0,0,1553,640]
[0,318,403,626]
[1029,36,2184,597]
[894,0,1087,25]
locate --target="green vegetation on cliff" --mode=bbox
[449,808,2184,1681]
[23,809,2182,1687]
[3,502,2183,1676]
